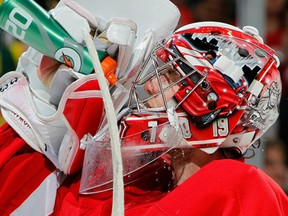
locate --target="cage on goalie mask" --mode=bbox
[128,21,282,153]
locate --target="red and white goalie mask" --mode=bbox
[80,22,282,193]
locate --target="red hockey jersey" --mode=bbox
[53,159,288,215]
[144,159,288,216]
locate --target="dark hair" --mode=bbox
[220,147,243,159]
[220,139,262,159]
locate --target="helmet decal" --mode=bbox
[241,81,281,132]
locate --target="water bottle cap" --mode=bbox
[100,56,117,85]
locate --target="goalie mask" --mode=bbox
[125,21,281,153]
[80,22,282,193]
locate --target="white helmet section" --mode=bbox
[58,0,180,49]
[176,21,244,33]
